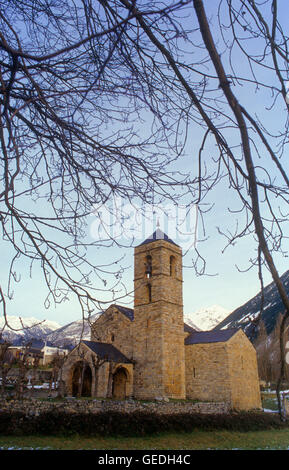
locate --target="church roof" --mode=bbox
[110,307,199,333]
[185,328,239,345]
[82,340,133,364]
[114,304,134,321]
[184,322,199,334]
[138,229,179,247]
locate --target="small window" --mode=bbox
[145,255,152,278]
[147,283,152,303]
[170,255,176,276]
[111,334,115,342]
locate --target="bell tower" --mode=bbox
[132,229,185,399]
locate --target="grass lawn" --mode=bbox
[0,392,288,450]
[1,428,289,450]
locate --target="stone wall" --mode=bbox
[185,342,232,404]
[0,398,230,416]
[90,305,133,359]
[133,239,186,400]
[185,330,262,411]
[227,330,262,410]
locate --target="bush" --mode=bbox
[0,410,288,436]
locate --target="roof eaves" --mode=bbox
[137,229,179,247]
[185,328,239,345]
[82,340,133,364]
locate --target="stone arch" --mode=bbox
[71,360,92,397]
[112,366,130,399]
[145,254,152,278]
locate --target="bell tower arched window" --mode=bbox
[145,255,152,278]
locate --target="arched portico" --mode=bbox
[62,341,134,399]
[112,366,131,399]
[71,361,92,397]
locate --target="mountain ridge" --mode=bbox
[0,315,61,344]
[2,271,288,347]
[213,270,289,339]
[184,305,229,331]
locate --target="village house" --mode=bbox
[62,229,261,410]
[9,339,69,366]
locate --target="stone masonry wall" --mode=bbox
[185,342,232,404]
[133,240,185,399]
[0,398,230,416]
[226,330,262,410]
[185,330,262,411]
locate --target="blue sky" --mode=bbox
[1,175,287,326]
[0,0,288,326]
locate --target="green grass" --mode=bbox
[1,428,289,450]
[0,393,287,450]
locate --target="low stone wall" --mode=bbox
[0,398,230,416]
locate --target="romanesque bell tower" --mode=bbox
[132,229,185,399]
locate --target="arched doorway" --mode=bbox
[72,361,92,397]
[112,367,128,399]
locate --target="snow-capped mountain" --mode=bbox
[0,313,102,347]
[184,305,230,331]
[5,269,288,349]
[214,270,289,340]
[0,316,61,343]
[45,312,102,347]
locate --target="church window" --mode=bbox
[147,283,152,303]
[145,255,152,278]
[170,255,176,277]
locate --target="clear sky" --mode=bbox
[0,0,288,326]
[1,179,287,326]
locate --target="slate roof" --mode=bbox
[184,323,198,334]
[82,340,133,364]
[114,304,134,321]
[138,229,179,247]
[185,328,239,346]
[11,338,55,349]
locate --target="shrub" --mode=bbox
[0,410,287,436]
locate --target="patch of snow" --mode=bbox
[0,315,60,332]
[45,312,101,346]
[27,382,58,390]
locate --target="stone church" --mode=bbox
[62,230,261,410]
